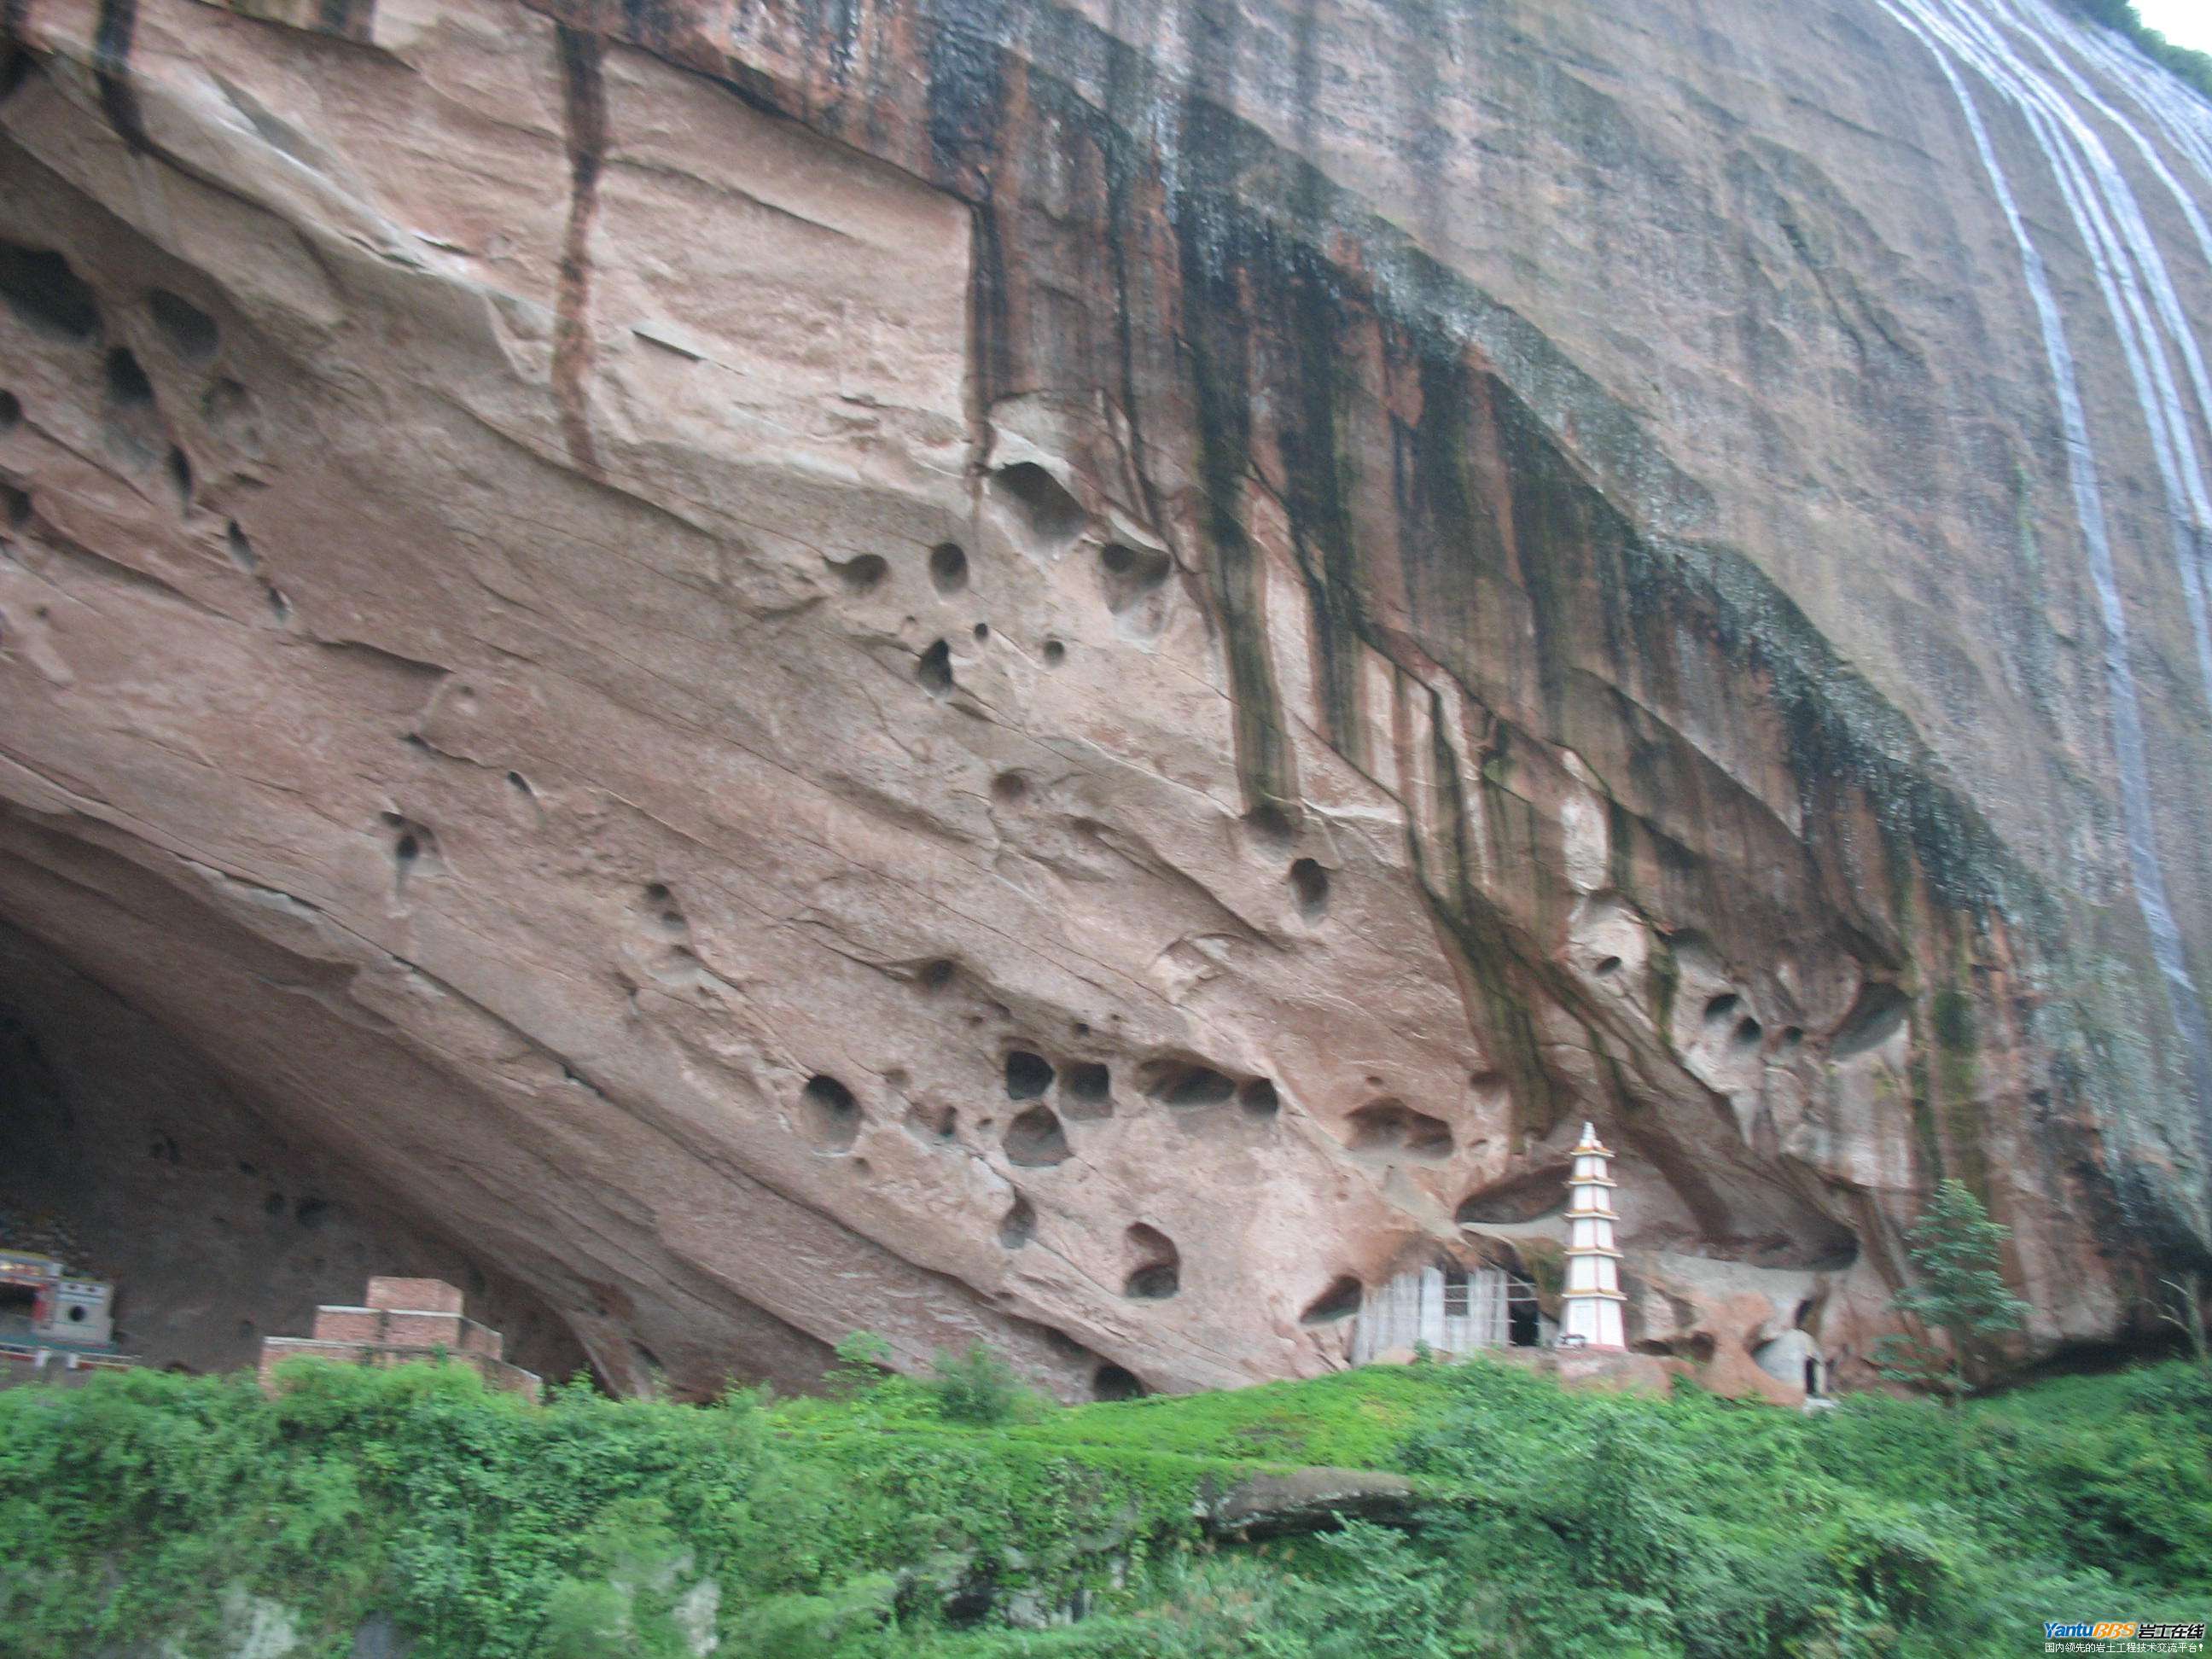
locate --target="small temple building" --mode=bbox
[0,1247,135,1388]
[1352,1120,1627,1362]
[259,1276,542,1399]
[0,1247,117,1347]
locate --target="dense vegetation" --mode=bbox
[1,1349,2206,1657]
[2061,0,2212,99]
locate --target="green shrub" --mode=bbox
[2,1353,2207,1656]
[928,1342,1024,1425]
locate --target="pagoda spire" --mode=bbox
[1560,1121,1627,1350]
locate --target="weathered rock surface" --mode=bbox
[1205,1467,1421,1540]
[1,0,2208,1395]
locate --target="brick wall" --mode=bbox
[381,1311,466,1349]
[311,1307,381,1343]
[366,1278,463,1314]
[261,1280,539,1399]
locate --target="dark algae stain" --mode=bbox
[526,0,2185,1254]
[93,0,146,152]
[553,23,608,478]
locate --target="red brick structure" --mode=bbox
[259,1277,540,1399]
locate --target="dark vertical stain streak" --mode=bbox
[315,0,376,45]
[494,0,2192,1265]
[1,0,35,105]
[553,23,608,480]
[93,0,146,153]
[1167,0,1296,817]
[922,0,1010,468]
[1101,32,1168,544]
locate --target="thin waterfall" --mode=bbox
[1994,0,2212,285]
[1912,0,2212,712]
[1989,0,2212,661]
[1871,0,2212,1153]
[2051,7,2212,192]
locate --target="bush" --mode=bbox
[2,1353,2207,1656]
[928,1342,1023,1426]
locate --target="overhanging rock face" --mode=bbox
[0,0,2207,1397]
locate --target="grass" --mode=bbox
[1,1350,2207,1656]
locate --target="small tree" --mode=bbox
[828,1330,895,1400]
[927,1342,1021,1424]
[1873,1179,2030,1409]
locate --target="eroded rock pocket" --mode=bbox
[1301,1277,1362,1324]
[1004,1050,1054,1100]
[1343,1098,1451,1162]
[992,462,1085,544]
[1138,1058,1237,1109]
[799,1074,861,1154]
[1004,1103,1071,1167]
[1122,1224,1179,1300]
[1061,1061,1111,1120]
[1098,541,1172,637]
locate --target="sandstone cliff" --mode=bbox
[1,0,2207,1396]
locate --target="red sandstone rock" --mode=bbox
[0,0,2206,1400]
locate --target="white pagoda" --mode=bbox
[1560,1121,1627,1349]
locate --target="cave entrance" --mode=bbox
[0,1279,35,1343]
[1804,1356,1825,1397]
[1506,1276,1541,1348]
[0,920,587,1381]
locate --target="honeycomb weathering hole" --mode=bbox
[1004,1049,1054,1100]
[905,1099,957,1142]
[104,346,154,406]
[1138,1058,1237,1108]
[378,812,441,885]
[928,540,969,594]
[800,1074,861,1154]
[1004,1103,1071,1167]
[1288,858,1330,922]
[1062,1061,1112,1119]
[999,1193,1035,1249]
[1237,1078,1279,1116]
[917,639,953,696]
[1122,1224,1180,1300]
[1301,1277,1363,1324]
[1098,540,1173,634]
[1832,981,1910,1057]
[1344,1097,1452,1161]
[830,551,889,593]
[992,461,1085,544]
[0,242,99,341]
[1456,1163,1573,1225]
[148,288,218,361]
